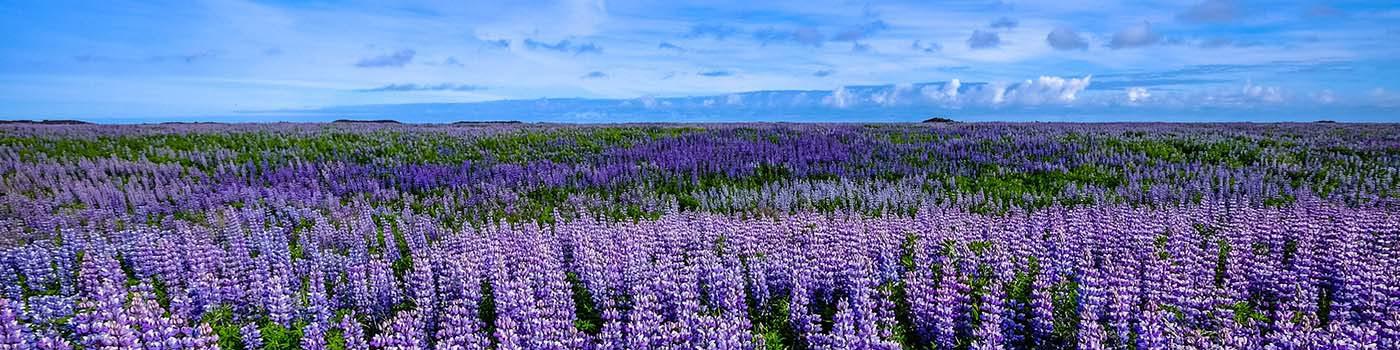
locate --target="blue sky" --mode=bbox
[1,0,1398,122]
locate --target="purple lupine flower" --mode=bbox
[184,323,220,350]
[1,124,1399,348]
[1028,267,1056,347]
[971,282,1007,350]
[300,322,327,350]
[1077,310,1107,350]
[434,299,488,350]
[1135,305,1170,350]
[240,323,263,350]
[338,312,368,350]
[371,310,426,350]
[929,262,966,350]
[596,307,626,350]
[0,298,29,349]
[33,332,73,350]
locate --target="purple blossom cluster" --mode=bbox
[0,122,1394,349]
[1,122,1397,223]
[0,199,1394,348]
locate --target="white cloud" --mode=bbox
[1126,87,1150,103]
[6,0,1394,119]
[824,86,855,108]
[918,79,960,102]
[944,79,961,99]
[1001,75,1092,104]
[820,76,1089,108]
[1242,81,1284,103]
[871,83,915,106]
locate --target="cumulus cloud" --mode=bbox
[754,27,825,47]
[989,17,1018,29]
[1046,27,1088,50]
[917,77,1091,106]
[355,83,486,92]
[1241,81,1284,103]
[581,71,608,79]
[523,39,602,55]
[911,40,941,53]
[919,79,961,102]
[355,49,415,68]
[832,20,889,41]
[870,84,917,106]
[1109,22,1160,49]
[1126,87,1151,103]
[823,87,856,108]
[999,76,1093,104]
[967,30,1001,49]
[822,76,1088,109]
[944,79,961,100]
[698,70,733,77]
[685,24,740,40]
[1177,0,1240,23]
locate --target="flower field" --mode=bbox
[0,122,1396,349]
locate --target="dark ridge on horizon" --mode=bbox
[922,117,957,123]
[0,119,93,125]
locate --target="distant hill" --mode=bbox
[0,119,92,125]
[922,117,956,123]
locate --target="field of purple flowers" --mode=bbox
[0,122,1396,349]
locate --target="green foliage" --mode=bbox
[1051,279,1081,346]
[479,280,499,346]
[566,272,604,335]
[260,321,305,350]
[202,306,247,350]
[752,296,798,350]
[887,232,924,349]
[1231,301,1270,325]
[326,328,348,350]
[1215,239,1231,288]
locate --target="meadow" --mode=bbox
[0,122,1396,349]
